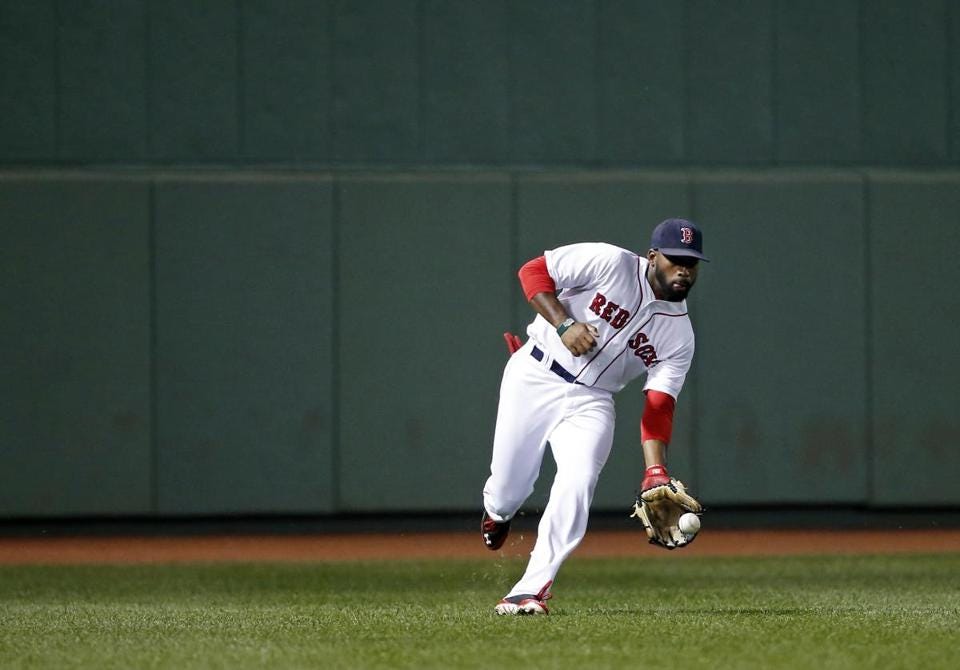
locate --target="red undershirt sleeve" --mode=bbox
[517,255,557,301]
[641,390,676,444]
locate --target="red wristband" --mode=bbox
[641,465,670,491]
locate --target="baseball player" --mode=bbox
[481,218,708,615]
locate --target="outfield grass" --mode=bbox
[0,554,958,669]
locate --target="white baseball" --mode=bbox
[678,513,701,536]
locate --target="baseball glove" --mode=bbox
[630,465,703,550]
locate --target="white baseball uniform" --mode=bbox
[483,242,695,598]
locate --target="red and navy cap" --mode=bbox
[650,218,709,261]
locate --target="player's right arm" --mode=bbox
[529,291,598,356]
[518,256,598,356]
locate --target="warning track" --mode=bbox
[1,529,959,565]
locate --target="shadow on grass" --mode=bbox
[574,606,823,617]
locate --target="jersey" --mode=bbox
[525,242,695,396]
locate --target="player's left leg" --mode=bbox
[504,387,615,599]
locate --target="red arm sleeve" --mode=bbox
[641,390,676,444]
[518,256,556,301]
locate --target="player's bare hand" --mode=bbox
[561,323,598,356]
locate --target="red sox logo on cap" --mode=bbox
[650,218,709,261]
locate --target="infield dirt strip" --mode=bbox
[1,529,959,564]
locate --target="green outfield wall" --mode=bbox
[2,0,959,167]
[1,1,958,517]
[2,169,958,516]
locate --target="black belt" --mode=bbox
[531,346,582,384]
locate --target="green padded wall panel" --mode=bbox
[154,177,334,514]
[148,1,239,160]
[686,0,774,163]
[241,0,332,161]
[509,1,596,163]
[338,175,512,511]
[693,172,868,503]
[0,0,56,159]
[868,173,960,504]
[0,176,152,516]
[597,1,684,163]
[58,1,147,160]
[861,1,948,163]
[332,0,418,163]
[421,0,509,163]
[6,1,960,169]
[515,173,691,262]
[952,3,960,161]
[776,0,860,162]
[514,173,694,509]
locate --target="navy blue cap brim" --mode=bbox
[656,247,710,262]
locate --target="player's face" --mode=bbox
[647,251,699,301]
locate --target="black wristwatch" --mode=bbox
[556,317,576,337]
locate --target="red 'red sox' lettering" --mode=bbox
[589,293,607,314]
[600,300,619,321]
[610,310,630,329]
[628,330,658,366]
[588,292,631,330]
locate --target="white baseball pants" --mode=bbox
[482,340,615,598]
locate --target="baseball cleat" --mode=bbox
[494,587,553,616]
[481,512,511,550]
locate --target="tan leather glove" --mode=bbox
[630,465,703,550]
